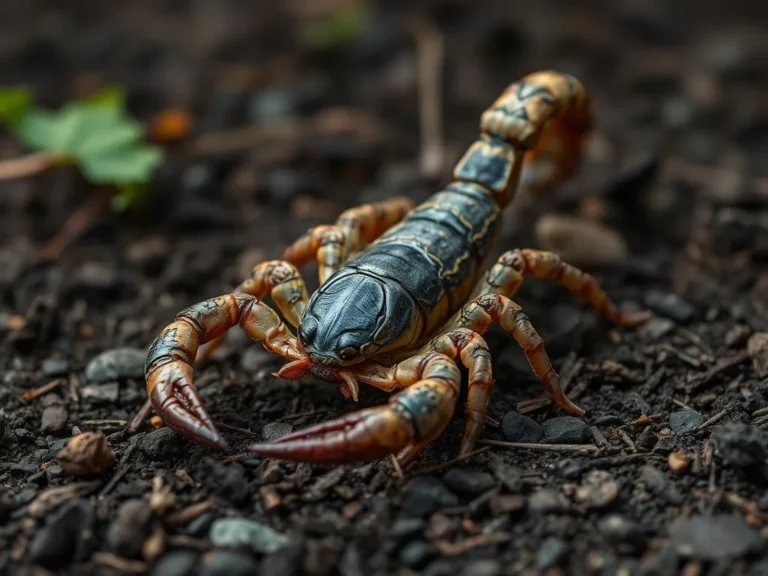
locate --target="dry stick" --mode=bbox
[0,151,59,180]
[411,16,445,179]
[21,379,62,402]
[411,446,492,477]
[129,399,153,433]
[390,454,405,480]
[479,439,599,453]
[672,399,694,411]
[616,429,637,453]
[691,407,731,433]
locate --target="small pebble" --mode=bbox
[593,414,624,427]
[537,537,569,570]
[56,431,115,476]
[640,465,683,504]
[575,470,619,509]
[528,488,568,514]
[668,410,703,435]
[670,514,761,560]
[401,476,458,517]
[262,421,293,441]
[80,382,120,403]
[460,559,501,576]
[40,405,68,435]
[668,450,691,473]
[501,411,543,443]
[489,494,526,516]
[29,499,94,569]
[542,417,591,444]
[713,422,768,468]
[209,518,288,553]
[442,468,496,498]
[41,358,69,377]
[390,518,426,547]
[150,551,199,576]
[198,457,247,504]
[399,541,433,569]
[643,291,695,323]
[638,317,675,340]
[599,515,645,551]
[747,332,768,377]
[106,499,153,558]
[490,459,524,492]
[140,428,181,461]
[199,550,260,576]
[85,347,146,383]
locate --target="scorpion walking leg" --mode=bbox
[282,196,414,283]
[249,352,461,466]
[146,294,303,448]
[195,260,310,363]
[477,249,650,326]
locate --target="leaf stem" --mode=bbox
[0,151,60,181]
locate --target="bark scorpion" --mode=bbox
[145,71,650,466]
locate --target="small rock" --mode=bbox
[623,393,652,417]
[106,499,153,558]
[575,470,619,509]
[29,499,94,569]
[535,214,628,267]
[640,465,683,504]
[80,382,120,403]
[489,494,526,516]
[140,428,181,461]
[56,432,115,476]
[725,325,751,348]
[713,422,768,468]
[542,417,591,444]
[638,317,675,341]
[556,459,583,480]
[209,518,288,553]
[599,515,645,551]
[747,333,768,377]
[643,291,695,323]
[652,435,676,455]
[150,550,199,576]
[40,405,68,435]
[668,450,691,473]
[460,560,501,576]
[41,358,69,377]
[593,414,624,426]
[401,476,459,517]
[670,514,761,560]
[489,457,523,492]
[442,468,496,498]
[199,550,260,576]
[85,347,146,383]
[528,488,568,514]
[501,411,543,443]
[537,537,568,570]
[262,421,293,441]
[668,410,703,435]
[399,541,433,569]
[198,457,247,505]
[390,518,426,547]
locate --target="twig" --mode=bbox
[590,426,609,448]
[390,454,404,480]
[130,399,153,433]
[691,407,731,433]
[21,379,62,402]
[165,500,218,526]
[616,429,637,453]
[411,446,491,476]
[411,16,445,179]
[435,532,514,556]
[218,423,254,436]
[673,399,694,411]
[81,419,128,427]
[690,350,749,389]
[0,151,58,181]
[68,374,80,404]
[677,328,714,358]
[99,466,129,499]
[479,439,599,453]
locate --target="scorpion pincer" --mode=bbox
[144,71,650,466]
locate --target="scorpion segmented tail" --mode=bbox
[452,71,592,207]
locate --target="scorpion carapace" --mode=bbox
[145,71,650,466]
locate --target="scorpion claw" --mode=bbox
[250,405,413,464]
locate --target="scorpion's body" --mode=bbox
[145,71,648,466]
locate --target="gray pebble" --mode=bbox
[537,537,568,570]
[501,411,543,443]
[150,551,199,576]
[209,518,288,553]
[262,421,293,441]
[442,468,496,498]
[40,405,68,435]
[670,514,761,560]
[402,476,458,517]
[542,417,591,444]
[140,428,181,461]
[669,410,703,435]
[86,347,145,383]
[41,358,69,377]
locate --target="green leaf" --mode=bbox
[15,94,164,188]
[0,86,32,126]
[112,182,152,212]
[303,1,369,49]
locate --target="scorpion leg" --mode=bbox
[282,196,414,283]
[146,294,303,448]
[477,249,651,327]
[249,352,461,465]
[446,293,585,453]
[195,260,310,363]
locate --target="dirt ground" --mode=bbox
[2,0,768,574]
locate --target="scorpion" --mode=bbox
[145,71,649,466]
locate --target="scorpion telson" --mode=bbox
[145,71,651,465]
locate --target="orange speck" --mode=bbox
[6,315,26,331]
[150,109,193,142]
[79,324,94,338]
[150,416,164,428]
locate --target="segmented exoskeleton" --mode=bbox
[145,71,648,466]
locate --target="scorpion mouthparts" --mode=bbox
[338,370,359,402]
[273,357,311,380]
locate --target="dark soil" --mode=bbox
[2,1,768,575]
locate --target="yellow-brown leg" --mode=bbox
[195,260,310,362]
[249,352,461,466]
[282,196,414,282]
[145,294,305,448]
